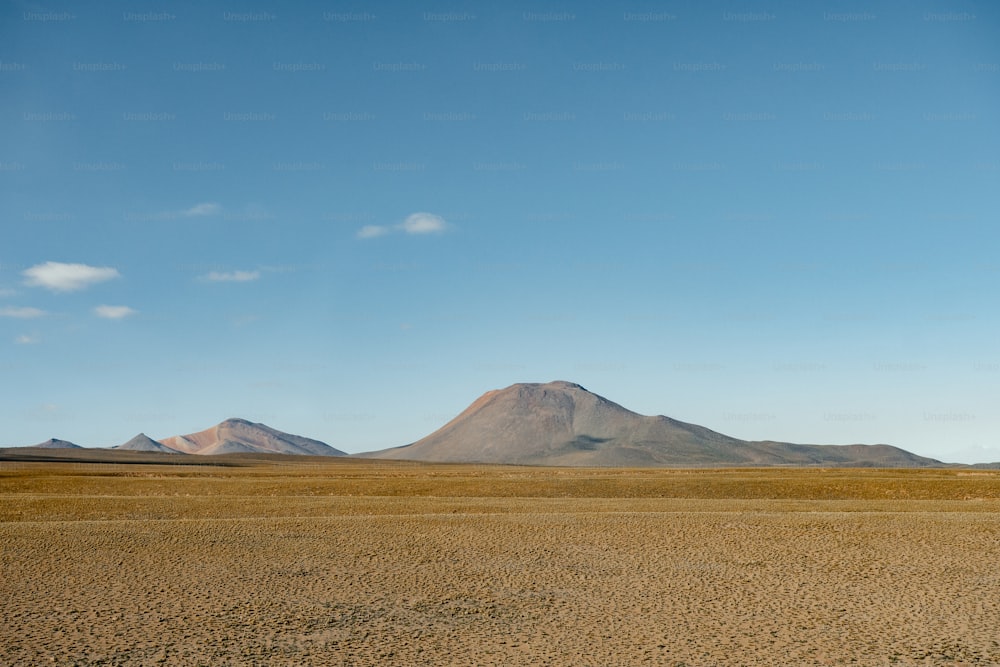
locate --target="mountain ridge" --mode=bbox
[32,438,83,449]
[364,381,943,467]
[159,418,346,457]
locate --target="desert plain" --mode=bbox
[2,455,999,666]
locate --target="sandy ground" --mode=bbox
[2,461,999,666]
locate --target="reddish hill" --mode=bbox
[160,418,345,456]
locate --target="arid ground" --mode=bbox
[2,457,999,666]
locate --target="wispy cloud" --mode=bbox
[401,212,447,234]
[0,287,16,298]
[356,225,390,239]
[0,306,46,318]
[94,305,137,319]
[181,202,222,217]
[23,262,120,292]
[123,202,224,222]
[204,270,260,282]
[356,212,449,239]
[15,334,39,345]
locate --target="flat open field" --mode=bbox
[2,457,1000,666]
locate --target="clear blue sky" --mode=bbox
[2,0,998,463]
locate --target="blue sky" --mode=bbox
[2,0,998,462]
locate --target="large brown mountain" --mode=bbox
[159,418,345,456]
[366,381,942,467]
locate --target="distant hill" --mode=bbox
[364,381,943,467]
[160,418,345,456]
[116,433,181,454]
[32,438,83,449]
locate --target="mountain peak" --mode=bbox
[220,417,253,427]
[500,380,588,393]
[118,433,180,454]
[539,380,587,391]
[368,381,670,465]
[32,438,82,449]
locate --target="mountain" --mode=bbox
[159,418,346,456]
[32,438,83,449]
[117,433,181,454]
[365,381,943,467]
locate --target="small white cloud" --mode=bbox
[181,202,222,217]
[357,224,390,239]
[0,306,46,318]
[401,212,447,234]
[356,212,449,239]
[15,334,39,344]
[94,305,136,319]
[0,287,16,297]
[23,261,120,292]
[204,270,260,282]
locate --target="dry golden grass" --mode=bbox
[3,459,1000,665]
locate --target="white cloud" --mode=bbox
[401,212,447,234]
[204,270,260,282]
[181,202,222,217]
[94,305,136,319]
[0,287,16,297]
[15,334,39,345]
[23,262,120,292]
[357,225,390,239]
[0,306,46,318]
[356,212,449,239]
